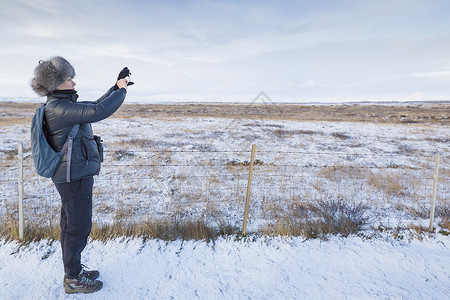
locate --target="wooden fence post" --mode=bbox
[243,144,256,236]
[18,142,24,240]
[429,154,440,231]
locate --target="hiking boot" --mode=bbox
[80,264,100,280]
[64,273,103,294]
[64,265,100,281]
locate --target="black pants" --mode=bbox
[54,177,93,279]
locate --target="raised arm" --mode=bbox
[94,86,116,104]
[53,87,127,125]
[76,86,115,105]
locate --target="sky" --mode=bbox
[1,0,450,103]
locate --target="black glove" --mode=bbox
[114,67,134,90]
[117,67,131,80]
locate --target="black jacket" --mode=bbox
[44,87,126,183]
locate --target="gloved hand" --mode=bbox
[114,67,134,90]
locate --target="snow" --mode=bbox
[1,236,449,299]
[1,103,449,298]
[2,116,449,231]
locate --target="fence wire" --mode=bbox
[1,149,449,229]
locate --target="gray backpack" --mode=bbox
[31,102,79,182]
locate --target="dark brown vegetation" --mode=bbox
[1,101,449,125]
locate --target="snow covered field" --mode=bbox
[1,236,449,299]
[1,102,449,298]
[1,104,449,233]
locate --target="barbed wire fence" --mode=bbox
[1,144,449,238]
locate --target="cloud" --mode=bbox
[300,80,317,88]
[1,0,450,101]
[409,71,450,78]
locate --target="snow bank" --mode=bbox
[1,236,449,299]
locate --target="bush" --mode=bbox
[261,199,371,239]
[312,199,370,237]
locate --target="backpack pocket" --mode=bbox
[94,135,104,162]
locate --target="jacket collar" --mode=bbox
[47,90,79,103]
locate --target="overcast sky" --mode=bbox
[1,0,449,103]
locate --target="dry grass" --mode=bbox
[89,218,231,242]
[112,149,135,161]
[260,199,371,239]
[0,213,239,244]
[0,149,19,160]
[438,220,450,235]
[371,222,436,240]
[113,102,450,124]
[436,205,450,235]
[1,101,449,124]
[319,165,368,181]
[0,117,30,127]
[1,199,448,243]
[367,172,407,197]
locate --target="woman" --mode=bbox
[31,56,129,294]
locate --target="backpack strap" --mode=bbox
[42,99,81,182]
[60,124,80,182]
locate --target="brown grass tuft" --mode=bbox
[260,199,371,239]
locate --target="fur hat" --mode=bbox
[31,56,75,96]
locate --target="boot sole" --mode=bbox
[64,281,103,294]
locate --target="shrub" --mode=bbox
[261,199,371,239]
[311,199,370,237]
